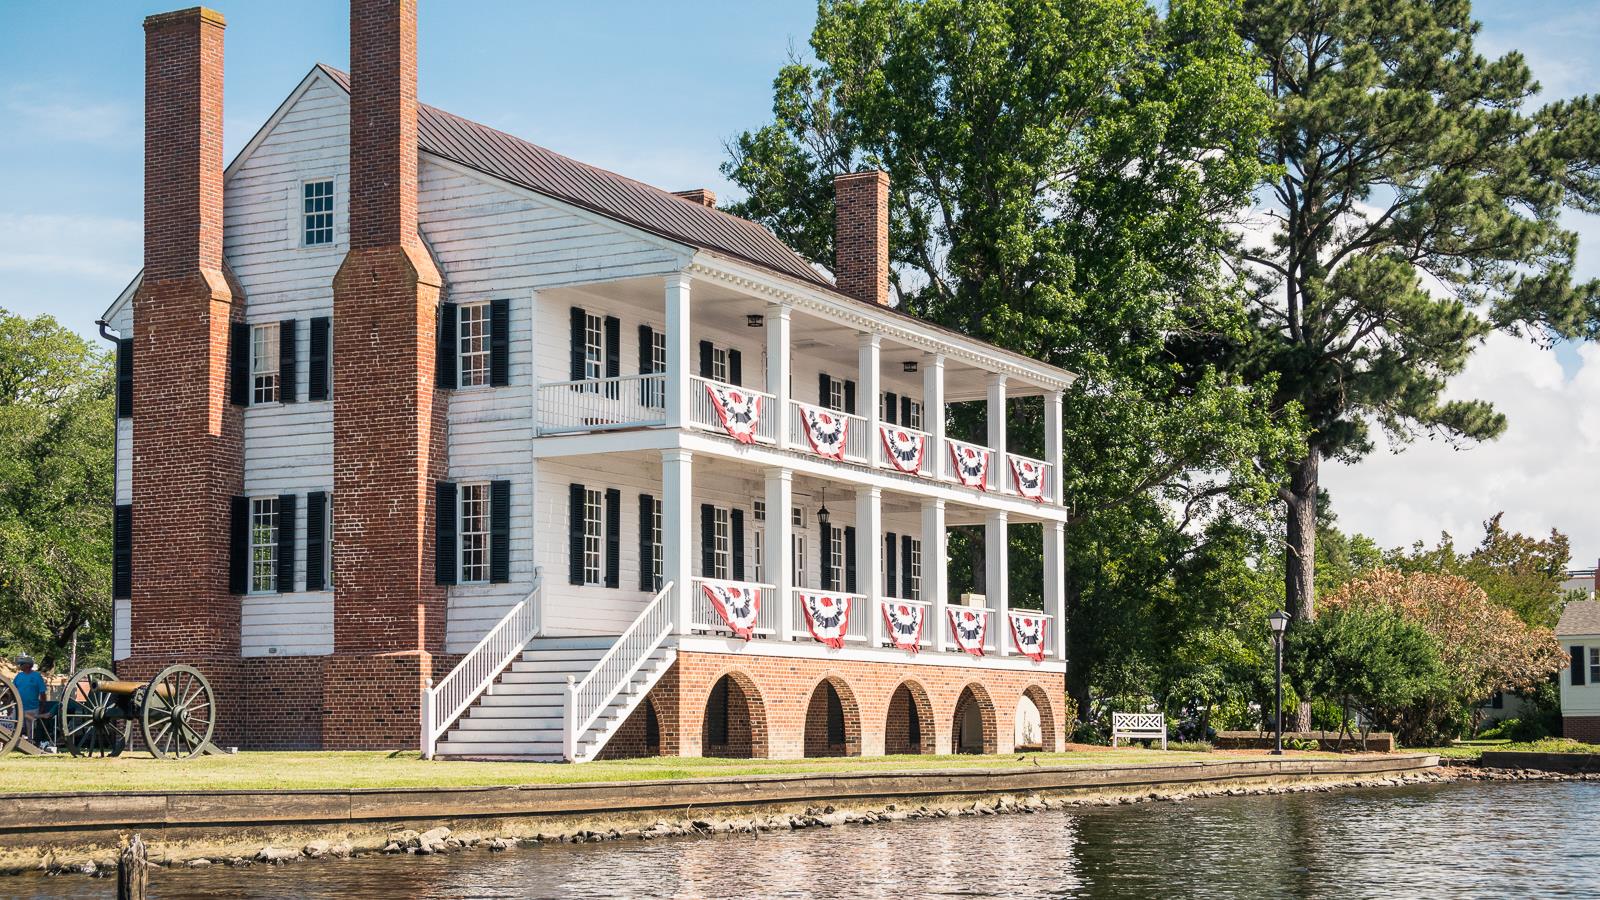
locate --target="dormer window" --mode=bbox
[303,179,335,246]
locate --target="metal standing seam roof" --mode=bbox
[316,65,832,290]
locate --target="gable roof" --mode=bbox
[1558,601,1600,637]
[316,64,831,290]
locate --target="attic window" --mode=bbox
[303,179,335,246]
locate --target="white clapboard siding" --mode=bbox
[115,419,132,505]
[239,487,333,657]
[113,599,130,661]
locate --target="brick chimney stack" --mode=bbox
[833,170,890,306]
[329,0,448,748]
[672,188,717,208]
[129,7,244,725]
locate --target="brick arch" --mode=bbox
[596,696,662,760]
[701,670,769,759]
[1016,684,1060,753]
[885,679,936,755]
[952,682,998,754]
[803,674,862,757]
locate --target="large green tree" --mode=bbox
[724,0,1301,717]
[1230,1,1600,667]
[0,310,114,671]
[1386,513,1573,629]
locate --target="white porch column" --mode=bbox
[662,449,694,633]
[986,374,1008,492]
[858,486,884,646]
[664,273,692,429]
[1046,389,1064,506]
[766,467,794,640]
[1045,520,1066,660]
[924,352,946,480]
[922,498,948,651]
[859,333,882,466]
[986,510,1009,655]
[767,303,792,450]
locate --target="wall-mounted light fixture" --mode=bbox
[746,314,765,328]
[902,361,919,373]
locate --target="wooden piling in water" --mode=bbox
[117,834,147,900]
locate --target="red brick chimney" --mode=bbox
[833,170,890,305]
[673,188,717,208]
[329,0,448,748]
[129,8,244,719]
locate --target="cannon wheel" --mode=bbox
[61,667,128,758]
[141,665,215,760]
[0,678,21,755]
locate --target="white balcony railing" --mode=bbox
[878,596,933,649]
[538,374,667,435]
[689,577,781,637]
[876,423,934,477]
[789,589,871,645]
[1003,609,1055,659]
[1003,452,1054,500]
[787,400,870,464]
[689,376,779,444]
[944,603,996,652]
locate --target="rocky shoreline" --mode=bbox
[14,763,1570,881]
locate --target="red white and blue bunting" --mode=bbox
[882,602,925,652]
[1010,456,1046,502]
[799,403,849,460]
[879,425,926,474]
[948,440,991,490]
[800,592,852,649]
[702,581,761,640]
[947,607,987,656]
[1009,611,1047,662]
[705,382,762,444]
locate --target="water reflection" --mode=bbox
[12,781,1600,899]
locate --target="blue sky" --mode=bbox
[2,1,1599,562]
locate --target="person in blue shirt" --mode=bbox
[13,655,47,744]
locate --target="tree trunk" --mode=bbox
[1284,449,1319,732]
[1064,570,1091,731]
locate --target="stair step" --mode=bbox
[445,725,563,741]
[465,704,562,720]
[517,648,612,662]
[523,636,617,651]
[437,741,563,757]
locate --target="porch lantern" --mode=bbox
[746,313,764,328]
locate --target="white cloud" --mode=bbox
[1322,332,1600,567]
[2,85,133,146]
[0,212,139,281]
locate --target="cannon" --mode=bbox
[0,678,21,755]
[58,665,218,760]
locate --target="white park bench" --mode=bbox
[1111,712,1167,750]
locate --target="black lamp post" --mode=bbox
[816,491,832,589]
[1269,609,1290,755]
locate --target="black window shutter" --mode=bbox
[278,320,298,403]
[435,481,458,586]
[819,372,832,406]
[570,307,586,380]
[884,392,898,424]
[1574,645,1587,686]
[699,340,714,379]
[490,299,511,387]
[638,325,655,372]
[604,488,621,589]
[843,380,857,415]
[229,495,249,594]
[901,396,914,427]
[308,316,330,401]
[568,483,585,585]
[230,323,251,405]
[112,504,132,599]
[604,316,621,399]
[639,493,656,591]
[701,504,716,577]
[276,493,297,593]
[885,532,898,598]
[729,350,743,386]
[437,303,458,389]
[903,534,915,601]
[490,480,512,584]
[821,527,835,591]
[844,526,857,594]
[115,338,133,419]
[732,509,745,580]
[305,491,327,592]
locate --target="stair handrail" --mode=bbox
[421,568,543,759]
[564,581,675,761]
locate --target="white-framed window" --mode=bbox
[584,313,605,381]
[582,488,604,585]
[828,526,844,590]
[792,506,806,529]
[302,179,335,246]
[713,507,732,579]
[753,501,766,522]
[458,483,489,584]
[251,324,280,405]
[754,530,764,584]
[905,400,923,430]
[1591,647,1600,685]
[249,497,278,594]
[828,379,846,412]
[792,534,808,590]
[645,328,667,408]
[711,347,730,383]
[908,538,922,601]
[457,302,491,388]
[650,496,663,591]
[323,495,335,591]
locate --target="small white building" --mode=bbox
[1557,601,1600,743]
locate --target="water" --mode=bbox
[13,781,1600,899]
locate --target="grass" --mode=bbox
[0,744,1335,795]
[1422,738,1600,761]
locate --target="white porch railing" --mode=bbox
[1004,609,1055,658]
[875,423,934,477]
[787,400,870,463]
[1004,452,1054,499]
[563,580,675,762]
[789,589,870,645]
[689,376,779,444]
[421,569,543,759]
[879,596,934,648]
[943,603,996,652]
[537,374,667,435]
[689,577,781,637]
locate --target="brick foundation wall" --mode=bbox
[1564,715,1600,744]
[595,698,663,760]
[644,652,1065,759]
[833,171,890,306]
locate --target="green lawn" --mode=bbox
[0,745,1325,795]
[1422,738,1600,760]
